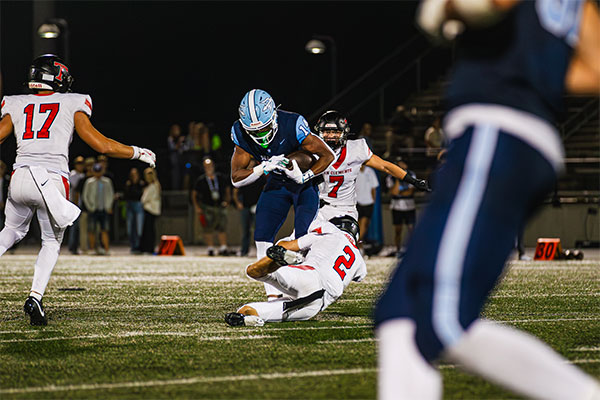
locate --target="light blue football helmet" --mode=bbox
[238,89,279,148]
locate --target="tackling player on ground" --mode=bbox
[225,215,366,326]
[0,55,156,325]
[314,110,430,224]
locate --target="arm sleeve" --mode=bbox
[295,115,311,144]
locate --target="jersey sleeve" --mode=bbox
[73,94,93,117]
[1,96,13,119]
[230,124,240,146]
[297,230,321,250]
[295,115,311,144]
[356,138,373,163]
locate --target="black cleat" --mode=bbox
[24,296,47,326]
[224,312,245,327]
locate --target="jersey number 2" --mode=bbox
[328,175,345,198]
[333,245,355,280]
[23,103,59,140]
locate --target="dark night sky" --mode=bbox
[1,1,422,185]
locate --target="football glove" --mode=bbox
[403,174,431,192]
[266,245,303,266]
[281,159,314,184]
[131,146,156,168]
[264,155,289,173]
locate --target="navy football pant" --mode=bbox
[374,124,557,361]
[254,184,319,243]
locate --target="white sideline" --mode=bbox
[317,338,376,344]
[499,317,600,324]
[0,368,377,394]
[0,333,273,343]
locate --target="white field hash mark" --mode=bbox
[0,332,274,343]
[0,368,378,394]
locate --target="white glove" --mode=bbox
[264,155,289,173]
[282,249,304,265]
[131,146,156,168]
[282,159,314,184]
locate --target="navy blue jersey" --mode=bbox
[445,0,584,123]
[231,109,313,191]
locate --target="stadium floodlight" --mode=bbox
[36,18,70,62]
[305,35,337,97]
[37,23,61,39]
[305,39,326,54]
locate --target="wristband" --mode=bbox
[301,169,315,183]
[131,145,140,160]
[403,173,417,185]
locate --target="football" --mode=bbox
[286,150,317,172]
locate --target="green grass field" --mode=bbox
[0,253,598,399]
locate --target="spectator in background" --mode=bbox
[140,168,161,254]
[167,123,185,190]
[0,160,10,229]
[77,157,96,253]
[424,116,445,158]
[385,159,416,257]
[83,163,114,255]
[123,168,146,254]
[358,122,374,149]
[232,176,265,257]
[388,105,417,156]
[67,156,86,254]
[355,164,379,254]
[192,157,231,256]
[97,154,115,184]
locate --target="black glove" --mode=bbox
[266,245,303,266]
[403,174,432,192]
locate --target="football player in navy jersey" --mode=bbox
[375,0,600,399]
[230,90,334,283]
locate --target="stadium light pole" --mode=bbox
[305,35,337,98]
[37,18,70,62]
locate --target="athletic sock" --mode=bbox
[377,318,442,400]
[446,319,600,400]
[29,291,42,301]
[30,243,61,298]
[255,241,272,260]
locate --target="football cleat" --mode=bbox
[225,312,264,327]
[24,296,47,326]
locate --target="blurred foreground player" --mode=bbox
[375,0,600,399]
[225,216,366,326]
[0,55,156,325]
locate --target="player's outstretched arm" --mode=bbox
[0,115,14,144]
[365,154,431,191]
[74,112,155,167]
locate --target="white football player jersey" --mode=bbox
[1,92,92,176]
[319,138,373,207]
[297,221,367,307]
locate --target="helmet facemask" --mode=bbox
[320,128,347,150]
[246,114,278,149]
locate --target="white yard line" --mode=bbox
[490,293,600,298]
[499,317,600,324]
[0,332,273,343]
[572,347,600,352]
[317,338,376,344]
[0,368,377,394]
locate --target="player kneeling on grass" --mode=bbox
[225,216,366,326]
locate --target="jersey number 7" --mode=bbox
[333,245,356,280]
[23,103,60,140]
[328,175,345,198]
